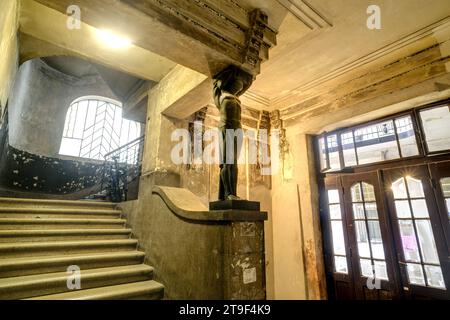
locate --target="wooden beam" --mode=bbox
[280,44,443,119]
[283,61,450,131]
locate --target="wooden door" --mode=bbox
[341,171,402,299]
[323,175,355,299]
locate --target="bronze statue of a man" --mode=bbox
[213,65,253,201]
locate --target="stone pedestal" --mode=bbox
[209,200,260,211]
[210,200,266,300]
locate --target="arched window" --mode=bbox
[59,96,141,160]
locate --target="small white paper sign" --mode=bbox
[243,267,257,284]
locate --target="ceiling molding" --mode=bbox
[241,90,271,109]
[276,0,332,30]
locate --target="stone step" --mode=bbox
[0,207,121,219]
[0,197,116,210]
[0,239,138,258]
[0,218,126,230]
[26,280,164,300]
[0,251,145,278]
[0,228,132,243]
[0,264,154,300]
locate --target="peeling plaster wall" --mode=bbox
[0,115,102,195]
[0,0,19,117]
[270,131,327,300]
[8,58,118,157]
[0,146,102,194]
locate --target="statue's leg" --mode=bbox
[221,164,233,199]
[218,128,226,200]
[218,164,225,200]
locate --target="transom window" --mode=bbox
[317,101,450,172]
[391,176,446,289]
[59,97,141,160]
[350,182,388,280]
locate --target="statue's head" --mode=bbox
[213,65,253,96]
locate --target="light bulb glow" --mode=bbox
[95,29,132,48]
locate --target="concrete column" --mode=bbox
[141,66,208,185]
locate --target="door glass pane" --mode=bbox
[407,263,426,286]
[410,199,429,218]
[419,105,450,152]
[392,177,407,199]
[440,178,450,218]
[355,221,371,258]
[446,199,450,218]
[406,176,425,198]
[327,188,349,275]
[395,200,412,218]
[399,220,420,262]
[368,221,385,259]
[334,256,348,274]
[352,203,365,219]
[329,204,342,219]
[364,202,378,219]
[374,260,389,281]
[441,177,450,197]
[424,265,446,289]
[392,175,445,289]
[341,131,357,166]
[331,221,346,256]
[351,183,362,202]
[328,189,340,204]
[415,220,440,264]
[395,116,419,157]
[351,182,388,280]
[362,182,376,201]
[360,259,373,278]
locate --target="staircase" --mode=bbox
[0,197,164,300]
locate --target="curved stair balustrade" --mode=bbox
[119,184,268,300]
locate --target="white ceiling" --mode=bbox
[246,0,450,106]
